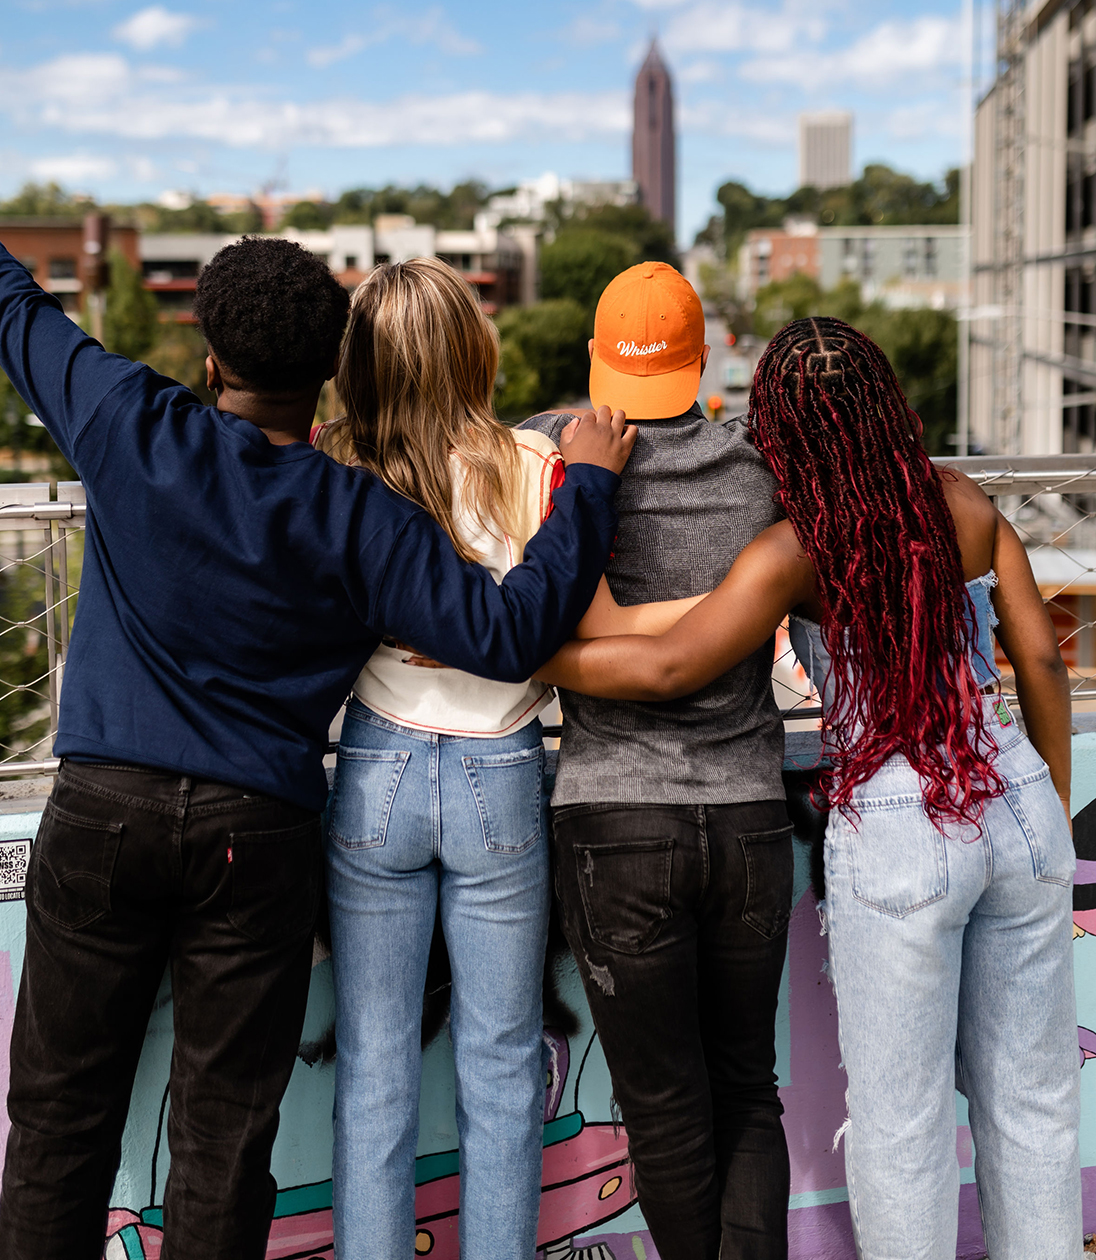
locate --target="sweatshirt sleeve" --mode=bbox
[0,244,141,469]
[370,463,619,683]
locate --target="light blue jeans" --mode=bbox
[824,700,1081,1260]
[325,700,549,1260]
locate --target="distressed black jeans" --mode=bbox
[552,800,793,1260]
[0,761,322,1260]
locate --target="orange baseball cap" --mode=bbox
[589,261,705,420]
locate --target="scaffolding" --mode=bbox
[991,0,1029,455]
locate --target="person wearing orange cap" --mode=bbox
[521,262,791,1260]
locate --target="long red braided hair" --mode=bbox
[748,317,1004,826]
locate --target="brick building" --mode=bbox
[0,219,140,315]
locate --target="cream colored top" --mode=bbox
[352,427,561,736]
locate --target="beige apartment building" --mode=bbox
[970,0,1094,456]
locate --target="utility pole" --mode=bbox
[82,213,111,346]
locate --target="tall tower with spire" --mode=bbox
[632,39,675,232]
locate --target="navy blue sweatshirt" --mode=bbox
[0,246,619,810]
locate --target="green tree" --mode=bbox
[101,250,160,362]
[751,276,958,454]
[562,204,678,266]
[136,200,227,233]
[0,182,96,217]
[282,200,334,231]
[146,324,215,404]
[855,305,958,455]
[330,181,491,230]
[539,231,637,319]
[494,299,589,419]
[752,274,824,340]
[707,164,960,255]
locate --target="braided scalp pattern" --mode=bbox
[749,317,1004,826]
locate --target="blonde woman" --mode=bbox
[316,259,683,1258]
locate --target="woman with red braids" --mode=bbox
[539,316,1081,1259]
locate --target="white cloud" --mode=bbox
[112,6,200,52]
[127,154,160,181]
[625,0,692,10]
[663,0,828,54]
[305,7,481,68]
[880,100,963,141]
[21,53,132,108]
[679,59,721,84]
[29,154,116,183]
[307,35,368,69]
[0,52,626,148]
[559,15,621,46]
[681,100,795,145]
[741,15,961,91]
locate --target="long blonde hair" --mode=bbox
[322,257,519,563]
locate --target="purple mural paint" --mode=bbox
[779,891,850,1196]
[0,949,13,1181]
[788,1200,856,1259]
[956,1182,988,1259]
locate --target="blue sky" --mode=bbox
[1,0,982,244]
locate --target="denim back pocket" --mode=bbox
[574,838,674,954]
[1006,766,1074,886]
[32,800,123,930]
[227,816,322,945]
[329,748,410,851]
[740,824,794,939]
[839,797,948,918]
[462,745,544,854]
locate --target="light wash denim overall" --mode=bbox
[325,699,549,1260]
[790,574,1082,1260]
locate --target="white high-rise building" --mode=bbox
[798,112,853,191]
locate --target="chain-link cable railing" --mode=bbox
[2,461,1096,780]
[0,481,85,780]
[774,454,1096,725]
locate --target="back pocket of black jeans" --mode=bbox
[575,839,674,954]
[32,800,123,931]
[227,817,321,945]
[462,745,544,853]
[740,824,794,939]
[329,749,410,850]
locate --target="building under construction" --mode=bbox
[971,0,1096,456]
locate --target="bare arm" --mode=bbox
[991,512,1072,817]
[574,576,707,638]
[535,522,815,699]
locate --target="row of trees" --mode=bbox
[698,163,960,261]
[0,171,959,439]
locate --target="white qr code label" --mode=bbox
[0,839,31,901]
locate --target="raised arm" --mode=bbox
[536,520,815,700]
[0,244,141,469]
[371,407,638,682]
[991,511,1072,818]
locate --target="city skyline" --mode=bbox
[2,0,972,245]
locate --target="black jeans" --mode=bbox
[552,800,793,1260]
[0,761,322,1260]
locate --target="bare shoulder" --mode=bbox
[937,465,997,575]
[937,466,995,518]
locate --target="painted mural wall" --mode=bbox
[0,739,1093,1258]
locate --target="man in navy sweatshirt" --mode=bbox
[0,236,633,1260]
